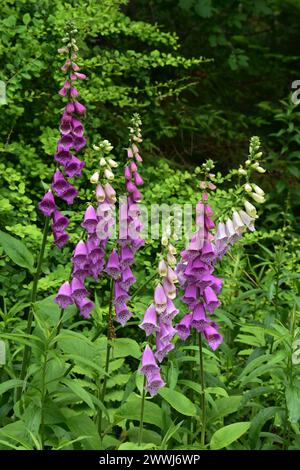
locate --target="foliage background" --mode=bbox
[0,0,299,450]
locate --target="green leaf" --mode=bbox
[111,338,141,359]
[249,407,279,448]
[115,393,162,428]
[210,422,250,450]
[158,387,197,416]
[22,13,31,26]
[118,442,157,450]
[0,230,34,272]
[61,379,95,411]
[286,385,300,423]
[65,413,101,450]
[195,0,213,18]
[209,395,242,421]
[0,379,23,395]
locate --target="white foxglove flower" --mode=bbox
[90,171,99,184]
[216,222,227,241]
[239,210,256,232]
[232,211,245,234]
[252,184,265,196]
[244,183,252,192]
[250,192,265,204]
[100,158,106,167]
[244,200,257,218]
[104,169,114,181]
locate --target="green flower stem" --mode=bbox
[98,279,115,444]
[17,216,50,399]
[198,332,206,447]
[138,375,146,446]
[131,271,157,300]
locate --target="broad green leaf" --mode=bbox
[209,395,242,421]
[0,230,34,272]
[65,413,101,450]
[61,379,95,411]
[158,387,197,416]
[0,379,23,395]
[118,442,157,450]
[110,338,141,359]
[249,407,279,449]
[210,422,250,450]
[115,393,162,428]
[286,385,300,423]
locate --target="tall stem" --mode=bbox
[18,217,50,398]
[97,279,115,443]
[198,332,206,447]
[138,376,146,446]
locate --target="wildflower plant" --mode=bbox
[38,21,87,249]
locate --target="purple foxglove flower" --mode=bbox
[162,278,176,300]
[65,102,75,114]
[132,189,142,202]
[73,240,88,267]
[53,230,69,248]
[146,371,165,397]
[201,240,215,260]
[64,156,85,178]
[205,215,215,230]
[71,118,84,137]
[139,304,159,336]
[115,303,132,325]
[81,206,98,234]
[124,166,131,180]
[176,313,193,340]
[210,276,223,294]
[89,260,105,280]
[38,191,56,217]
[191,303,208,332]
[54,150,72,165]
[181,284,198,306]
[160,298,178,323]
[140,345,160,376]
[120,245,134,268]
[52,209,69,232]
[135,154,143,163]
[114,282,129,307]
[126,181,136,193]
[60,113,72,135]
[73,136,86,152]
[76,297,94,318]
[74,72,86,80]
[74,101,86,114]
[60,184,78,205]
[86,238,104,263]
[203,286,221,314]
[154,283,167,313]
[203,324,223,350]
[130,161,137,172]
[52,170,70,196]
[72,62,80,71]
[58,134,74,151]
[119,266,136,290]
[71,277,88,301]
[127,148,133,158]
[158,319,177,344]
[70,87,78,97]
[54,281,73,309]
[72,267,90,282]
[134,172,143,186]
[105,250,121,280]
[155,337,174,363]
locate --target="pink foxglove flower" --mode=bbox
[38,30,87,248]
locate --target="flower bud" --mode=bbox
[167,252,177,266]
[255,152,263,158]
[245,160,251,166]
[168,244,177,255]
[238,168,247,175]
[93,144,100,150]
[161,236,168,246]
[90,171,99,184]
[96,184,105,202]
[158,259,168,276]
[108,158,118,168]
[104,169,114,181]
[252,184,265,196]
[244,200,257,218]
[256,166,266,173]
[250,192,265,204]
[244,183,252,193]
[100,158,106,167]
